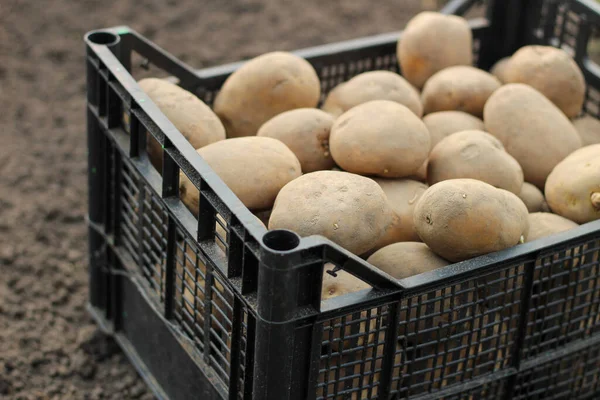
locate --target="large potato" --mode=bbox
[372,179,428,249]
[422,111,485,148]
[213,51,320,138]
[179,137,301,216]
[484,84,582,188]
[518,182,550,213]
[329,100,430,178]
[504,45,585,118]
[269,171,393,255]
[545,144,600,224]
[398,12,473,89]
[256,108,335,173]
[138,78,226,172]
[414,179,529,262]
[490,56,511,83]
[573,115,600,146]
[527,212,579,242]
[421,66,501,117]
[427,130,524,194]
[367,242,448,279]
[321,70,423,118]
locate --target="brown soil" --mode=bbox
[0,1,446,398]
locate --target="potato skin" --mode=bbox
[413,179,530,262]
[269,171,393,255]
[545,144,600,224]
[484,84,582,188]
[504,45,586,118]
[138,78,226,172]
[322,264,371,300]
[421,66,501,118]
[213,51,320,138]
[518,182,549,213]
[427,130,524,194]
[367,242,448,279]
[329,100,431,178]
[572,116,600,146]
[372,179,428,249]
[398,12,473,89]
[527,212,579,242]
[490,57,511,83]
[423,111,485,148]
[322,70,423,118]
[257,108,334,173]
[179,137,301,216]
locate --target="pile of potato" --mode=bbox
[138,11,599,289]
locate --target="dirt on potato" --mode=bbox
[0,0,441,398]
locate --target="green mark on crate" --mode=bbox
[116,27,130,35]
[162,145,165,149]
[123,311,128,318]
[139,98,146,103]
[91,167,97,174]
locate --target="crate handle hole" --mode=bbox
[263,230,300,252]
[86,31,120,46]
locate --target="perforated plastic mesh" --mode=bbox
[172,226,235,387]
[523,239,600,360]
[391,263,523,399]
[119,159,141,265]
[139,189,168,301]
[316,305,390,400]
[514,344,600,399]
[437,378,507,400]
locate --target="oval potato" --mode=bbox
[518,182,549,213]
[213,51,320,138]
[329,100,430,178]
[545,144,600,224]
[484,84,582,188]
[398,12,473,89]
[321,70,423,118]
[490,56,511,83]
[372,179,428,249]
[504,45,585,118]
[423,111,486,148]
[413,179,529,262]
[572,115,600,146]
[269,171,393,255]
[527,212,579,242]
[138,78,226,172]
[257,108,335,173]
[421,66,501,118]
[367,242,448,279]
[179,137,301,216]
[427,130,524,194]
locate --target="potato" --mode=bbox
[138,78,226,172]
[427,130,524,194]
[179,137,301,216]
[421,66,501,118]
[573,115,600,146]
[329,100,430,178]
[484,84,582,188]
[423,111,485,148]
[518,182,550,213]
[322,265,371,300]
[213,51,320,138]
[527,212,579,242]
[371,179,428,249]
[269,171,393,255]
[504,45,586,118]
[256,108,335,172]
[414,179,529,262]
[490,56,511,83]
[545,144,600,224]
[398,12,473,89]
[321,70,423,118]
[367,242,448,279]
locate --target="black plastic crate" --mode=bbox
[85,0,600,399]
